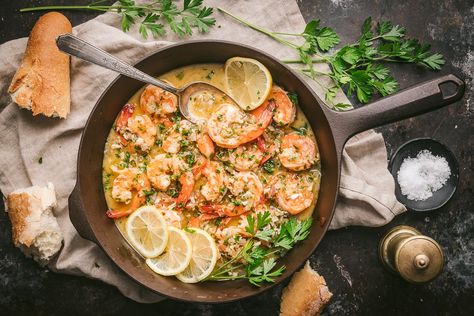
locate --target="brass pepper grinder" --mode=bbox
[378,225,444,283]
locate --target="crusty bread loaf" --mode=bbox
[280,261,333,316]
[8,12,72,118]
[6,183,63,265]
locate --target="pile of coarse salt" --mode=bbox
[397,150,451,201]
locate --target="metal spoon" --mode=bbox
[56,34,232,124]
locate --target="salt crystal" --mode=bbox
[397,150,451,201]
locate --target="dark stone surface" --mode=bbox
[0,0,473,315]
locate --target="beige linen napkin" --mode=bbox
[0,0,405,303]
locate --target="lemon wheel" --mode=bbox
[224,57,272,111]
[125,206,168,258]
[176,228,218,283]
[146,226,192,276]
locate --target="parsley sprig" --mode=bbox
[21,0,216,39]
[206,211,313,286]
[218,8,445,109]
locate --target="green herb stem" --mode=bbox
[217,7,298,49]
[218,9,445,105]
[20,5,109,12]
[21,0,216,39]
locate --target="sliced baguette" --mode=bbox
[280,261,333,316]
[8,12,72,118]
[6,183,63,265]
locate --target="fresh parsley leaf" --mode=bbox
[287,92,299,106]
[325,86,338,103]
[291,123,308,136]
[377,21,405,42]
[333,103,352,111]
[420,53,445,70]
[245,214,256,235]
[303,19,340,52]
[257,211,272,230]
[247,258,285,286]
[274,218,313,250]
[23,0,216,39]
[255,229,274,242]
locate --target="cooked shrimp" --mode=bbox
[196,133,215,159]
[227,171,264,211]
[107,168,151,218]
[200,204,247,219]
[116,104,157,152]
[228,142,264,171]
[268,86,296,126]
[200,161,227,202]
[175,171,195,209]
[140,84,178,117]
[111,168,151,204]
[162,120,197,154]
[207,101,275,149]
[278,133,318,171]
[147,154,187,191]
[273,172,314,215]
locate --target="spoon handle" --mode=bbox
[56,34,178,94]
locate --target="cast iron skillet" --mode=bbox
[68,40,465,303]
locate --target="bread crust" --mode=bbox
[280,261,333,316]
[6,193,33,247]
[8,12,72,118]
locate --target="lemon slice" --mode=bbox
[125,206,168,258]
[176,228,218,283]
[224,57,272,111]
[145,227,192,276]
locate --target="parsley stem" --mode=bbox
[272,31,303,37]
[283,58,326,64]
[20,5,109,12]
[217,7,298,49]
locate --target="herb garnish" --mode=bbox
[21,0,216,39]
[218,8,445,108]
[175,70,185,80]
[262,158,276,174]
[206,211,312,286]
[291,123,308,136]
[205,70,215,80]
[103,172,112,191]
[287,92,299,106]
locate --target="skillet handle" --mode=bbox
[68,184,98,243]
[324,74,465,151]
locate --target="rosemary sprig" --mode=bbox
[21,0,216,39]
[218,7,445,109]
[206,212,313,286]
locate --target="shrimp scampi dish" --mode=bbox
[102,60,321,285]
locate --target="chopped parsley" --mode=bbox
[291,123,308,136]
[175,70,185,80]
[262,158,276,174]
[205,70,215,80]
[103,172,112,191]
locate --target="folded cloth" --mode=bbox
[0,0,405,303]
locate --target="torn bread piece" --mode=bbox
[280,261,333,316]
[8,12,72,118]
[6,183,63,265]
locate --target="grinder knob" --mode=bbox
[378,225,444,283]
